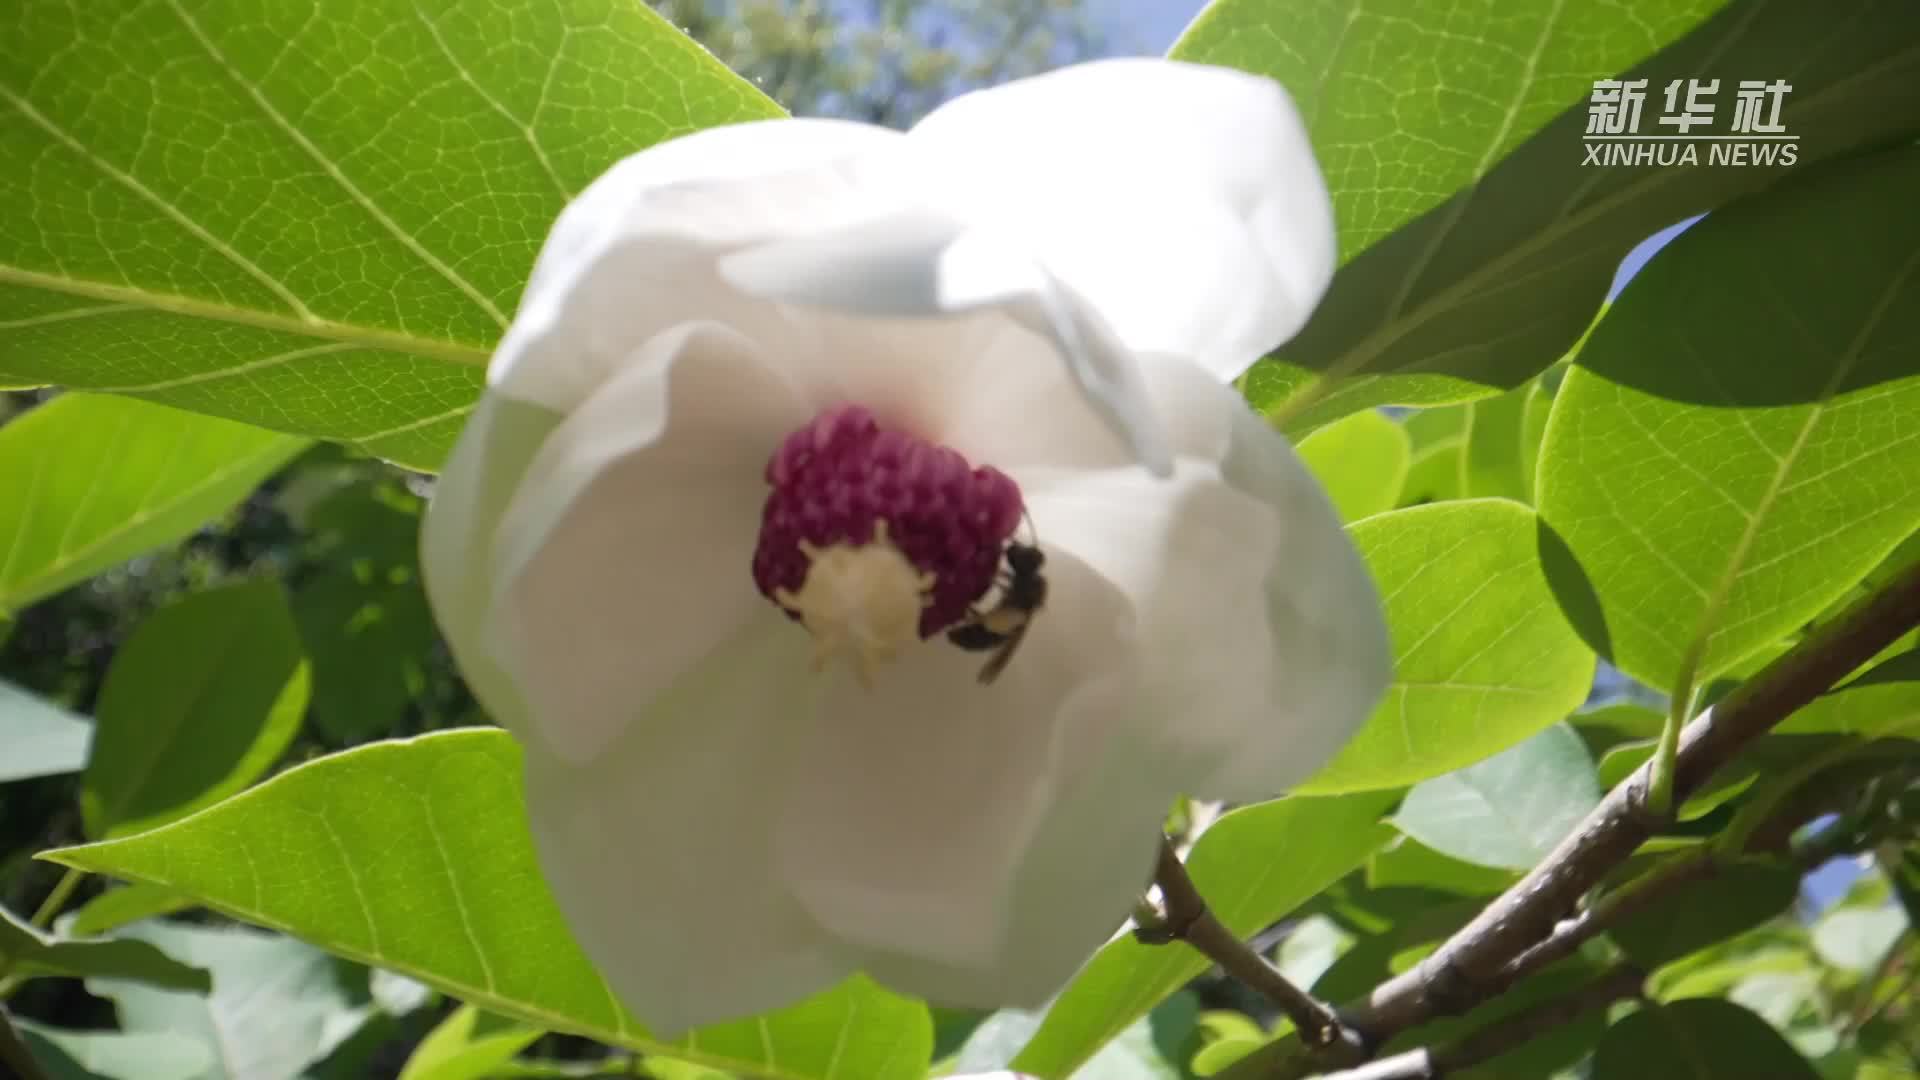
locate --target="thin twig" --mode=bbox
[1220,558,1920,1080]
[1138,837,1362,1053]
[1312,965,1646,1080]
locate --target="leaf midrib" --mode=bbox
[0,265,492,366]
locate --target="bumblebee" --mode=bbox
[947,540,1047,684]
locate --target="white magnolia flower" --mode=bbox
[421,58,1391,1035]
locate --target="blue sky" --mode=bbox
[1091,0,1208,53]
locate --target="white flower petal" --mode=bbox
[1014,364,1390,800]
[522,615,855,1036]
[487,322,811,765]
[419,392,561,742]
[719,215,1172,475]
[775,547,1147,983]
[491,118,906,414]
[906,59,1336,380]
[849,717,1174,1008]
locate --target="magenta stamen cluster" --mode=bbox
[752,404,1024,637]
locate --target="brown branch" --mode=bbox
[1311,965,1647,1080]
[1220,558,1920,1080]
[1138,837,1363,1054]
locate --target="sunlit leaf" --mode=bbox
[1811,906,1908,974]
[81,580,308,839]
[397,1004,542,1080]
[0,0,779,470]
[17,1020,213,1080]
[1391,723,1600,870]
[87,921,372,1080]
[1295,410,1410,521]
[0,394,304,612]
[1301,500,1595,793]
[0,678,91,783]
[1537,147,1920,693]
[45,730,933,1080]
[1780,650,1920,737]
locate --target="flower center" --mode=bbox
[752,404,1024,684]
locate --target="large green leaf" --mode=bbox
[87,921,372,1080]
[1295,410,1410,521]
[1299,500,1594,794]
[44,730,933,1080]
[1611,860,1799,968]
[0,678,91,783]
[0,394,304,613]
[1537,147,1920,694]
[1176,0,1920,432]
[0,1,779,470]
[1390,723,1601,871]
[1592,999,1820,1080]
[0,905,209,992]
[1007,792,1397,1079]
[81,580,308,839]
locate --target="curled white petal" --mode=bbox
[1013,358,1391,799]
[906,58,1337,381]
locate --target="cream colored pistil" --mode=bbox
[774,521,935,688]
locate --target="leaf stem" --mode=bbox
[1136,836,1362,1054]
[1645,682,1697,818]
[28,869,84,930]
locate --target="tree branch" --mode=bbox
[0,1008,50,1080]
[1221,557,1920,1079]
[1311,965,1646,1080]
[1138,837,1363,1054]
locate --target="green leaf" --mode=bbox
[1611,860,1800,968]
[87,921,372,1080]
[0,1,779,470]
[17,1021,214,1080]
[1180,0,1920,433]
[0,394,304,612]
[1300,500,1595,794]
[397,1004,542,1080]
[0,678,91,783]
[1779,650,1920,737]
[1369,836,1520,896]
[1391,723,1600,870]
[1570,702,1665,759]
[67,883,196,937]
[1537,147,1920,694]
[1592,999,1820,1080]
[81,580,308,839]
[1295,410,1410,521]
[1008,792,1397,1079]
[1462,386,1533,504]
[0,904,209,992]
[1518,378,1555,500]
[43,730,933,1080]
[1811,906,1908,974]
